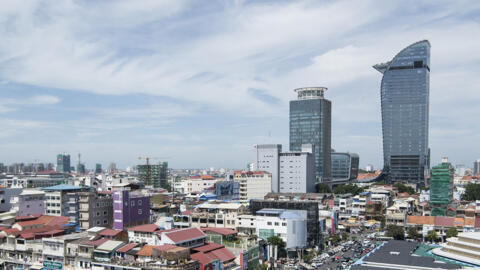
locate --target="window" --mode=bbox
[267,222,272,225]
[131,201,135,207]
[282,223,286,226]
[274,222,279,226]
[138,200,142,206]
[104,220,108,224]
[96,212,100,216]
[104,211,107,216]
[96,221,100,225]
[138,209,142,215]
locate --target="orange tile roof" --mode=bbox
[465,217,475,227]
[407,216,435,225]
[137,245,156,257]
[127,224,158,233]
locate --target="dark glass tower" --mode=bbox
[289,87,331,182]
[373,40,430,186]
[56,154,71,173]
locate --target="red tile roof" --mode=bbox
[137,245,154,257]
[201,227,237,236]
[210,247,236,262]
[153,244,177,251]
[81,238,109,247]
[434,216,455,227]
[15,214,42,221]
[192,242,224,253]
[116,243,138,253]
[191,252,218,265]
[99,229,122,236]
[180,210,191,216]
[3,228,21,236]
[127,224,159,233]
[164,227,205,243]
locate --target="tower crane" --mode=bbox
[138,156,171,186]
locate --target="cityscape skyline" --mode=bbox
[0,1,479,169]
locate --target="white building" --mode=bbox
[183,176,218,194]
[256,208,307,250]
[352,192,371,217]
[237,214,257,235]
[127,224,160,245]
[10,189,45,216]
[255,144,315,194]
[234,171,272,201]
[433,232,480,266]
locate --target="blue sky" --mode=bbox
[0,0,479,170]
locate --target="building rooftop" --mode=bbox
[96,240,124,252]
[127,224,158,233]
[19,189,45,196]
[86,227,106,233]
[163,227,205,244]
[42,184,84,191]
[98,229,122,237]
[201,227,237,236]
[116,243,138,253]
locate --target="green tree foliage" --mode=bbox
[386,225,405,240]
[316,183,332,193]
[333,184,365,196]
[446,227,458,239]
[393,183,415,195]
[331,234,342,245]
[407,227,419,239]
[267,236,286,249]
[342,233,349,241]
[426,230,438,242]
[462,183,480,201]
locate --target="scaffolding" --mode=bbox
[429,162,454,216]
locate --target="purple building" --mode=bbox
[113,189,150,230]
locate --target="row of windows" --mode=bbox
[266,221,287,226]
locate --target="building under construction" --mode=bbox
[430,158,454,216]
[137,162,168,189]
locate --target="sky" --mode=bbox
[0,0,479,170]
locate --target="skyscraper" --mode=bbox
[56,154,71,173]
[373,40,430,186]
[289,87,331,182]
[474,159,480,176]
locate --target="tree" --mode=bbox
[462,183,480,201]
[407,227,419,239]
[426,230,438,242]
[393,183,415,195]
[380,216,386,230]
[333,184,365,196]
[342,232,349,241]
[446,227,458,239]
[386,225,405,240]
[267,235,286,258]
[316,183,332,193]
[331,234,342,245]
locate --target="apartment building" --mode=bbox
[113,189,150,230]
[78,191,114,230]
[190,202,245,230]
[10,189,45,216]
[42,184,87,224]
[234,171,272,201]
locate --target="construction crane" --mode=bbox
[138,156,170,186]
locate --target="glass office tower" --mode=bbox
[289,87,331,182]
[373,40,430,186]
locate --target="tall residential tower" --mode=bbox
[373,40,430,186]
[289,87,331,182]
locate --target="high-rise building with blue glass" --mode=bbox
[289,87,331,182]
[373,40,430,186]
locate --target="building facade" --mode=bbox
[279,145,316,193]
[254,144,282,192]
[234,171,271,201]
[331,152,360,183]
[474,159,480,176]
[79,191,114,230]
[10,189,45,216]
[430,158,454,216]
[42,184,85,224]
[113,189,150,230]
[289,87,331,182]
[56,154,71,173]
[373,40,431,186]
[137,162,168,189]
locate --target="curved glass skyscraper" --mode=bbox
[373,40,430,186]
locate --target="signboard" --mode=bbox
[43,261,63,270]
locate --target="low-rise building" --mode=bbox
[10,189,45,216]
[113,188,150,230]
[158,227,206,248]
[256,208,308,250]
[78,190,113,230]
[190,202,246,230]
[127,224,160,245]
[42,184,87,224]
[234,171,272,201]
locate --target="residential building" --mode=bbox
[234,171,271,201]
[430,158,454,216]
[113,189,150,230]
[137,162,168,189]
[78,191,113,230]
[93,240,124,262]
[373,40,431,187]
[158,227,207,248]
[127,224,160,245]
[237,214,257,235]
[190,202,245,230]
[42,231,90,268]
[331,152,359,183]
[254,144,282,192]
[0,186,22,213]
[290,87,332,183]
[10,189,45,216]
[183,175,218,194]
[256,208,308,250]
[56,154,71,173]
[42,184,86,224]
[352,192,371,217]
